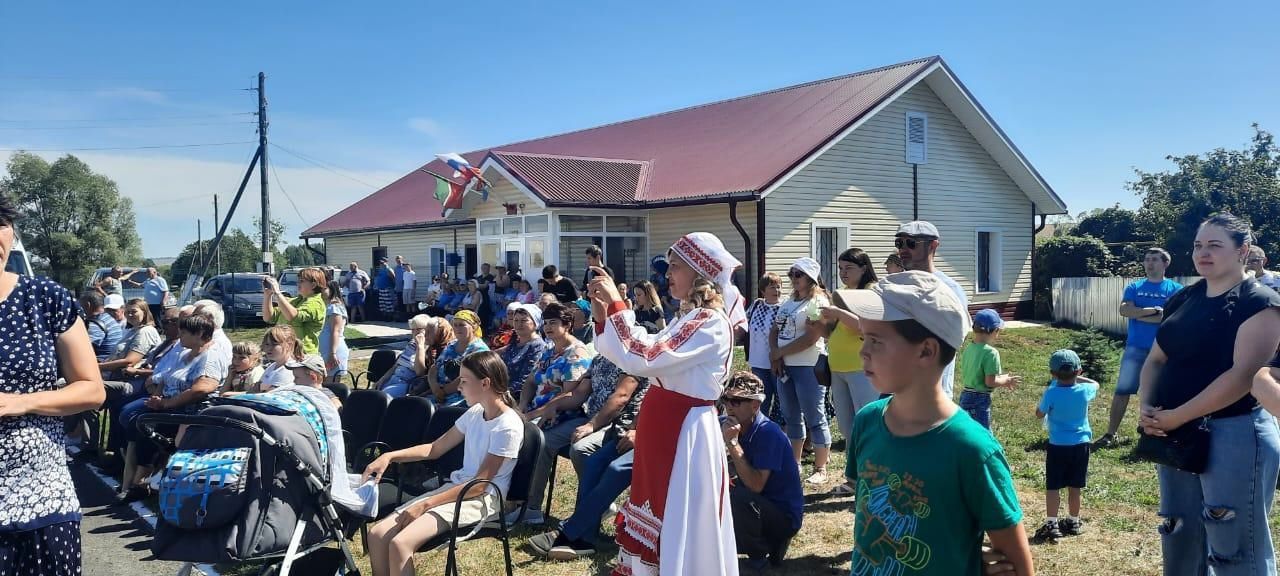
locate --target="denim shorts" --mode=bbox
[1115,345,1150,396]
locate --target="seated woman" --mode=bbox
[495,304,547,411]
[515,278,537,305]
[569,299,595,346]
[426,310,490,406]
[519,303,594,420]
[260,325,304,391]
[631,280,667,334]
[119,314,228,495]
[374,315,436,398]
[463,280,494,333]
[98,298,162,379]
[363,351,524,576]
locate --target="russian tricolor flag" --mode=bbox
[436,153,490,201]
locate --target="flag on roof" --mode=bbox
[436,152,490,201]
[425,170,465,217]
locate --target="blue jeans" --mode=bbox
[1157,409,1280,575]
[959,390,992,429]
[560,438,634,544]
[777,364,832,447]
[751,367,783,427]
[1116,345,1150,396]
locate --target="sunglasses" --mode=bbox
[894,236,935,249]
[1247,259,1264,264]
[788,270,807,279]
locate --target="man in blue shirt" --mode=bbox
[392,255,406,319]
[1099,248,1183,447]
[721,371,804,569]
[127,267,169,324]
[78,291,123,362]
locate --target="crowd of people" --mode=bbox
[5,176,1280,576]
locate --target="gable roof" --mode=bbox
[305,56,1064,237]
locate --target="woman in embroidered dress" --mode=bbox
[587,232,747,576]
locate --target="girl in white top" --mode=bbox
[769,256,832,484]
[363,350,524,576]
[586,232,747,576]
[258,325,300,391]
[745,272,784,421]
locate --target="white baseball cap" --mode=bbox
[832,270,971,350]
[104,294,125,310]
[896,221,941,239]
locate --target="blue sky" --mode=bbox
[2,1,1277,257]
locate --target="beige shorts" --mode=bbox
[394,483,502,529]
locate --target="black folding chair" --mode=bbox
[324,381,352,405]
[341,389,391,472]
[357,397,437,552]
[419,420,545,576]
[352,348,398,389]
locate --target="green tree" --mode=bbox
[1,152,143,287]
[1074,205,1150,245]
[283,244,317,267]
[169,229,262,287]
[1132,124,1280,275]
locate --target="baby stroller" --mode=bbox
[136,387,362,576]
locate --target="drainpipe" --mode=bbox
[912,164,919,220]
[756,198,766,293]
[1031,203,1044,320]
[729,200,753,300]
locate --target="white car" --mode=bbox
[277,266,344,298]
[5,235,32,276]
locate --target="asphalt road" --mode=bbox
[72,457,187,576]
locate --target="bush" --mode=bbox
[1065,327,1120,385]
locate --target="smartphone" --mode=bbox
[261,278,271,289]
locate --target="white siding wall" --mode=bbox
[467,170,547,221]
[323,225,475,302]
[648,202,757,285]
[764,82,1033,305]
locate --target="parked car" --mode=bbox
[277,266,344,298]
[199,273,270,326]
[85,266,177,306]
[5,235,33,276]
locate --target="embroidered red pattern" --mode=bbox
[673,236,724,279]
[610,308,711,362]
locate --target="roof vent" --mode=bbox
[906,112,927,164]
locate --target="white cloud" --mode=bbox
[408,117,446,139]
[407,116,472,152]
[92,87,170,105]
[7,151,404,258]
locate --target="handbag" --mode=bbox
[159,447,252,530]
[1132,417,1211,474]
[814,353,832,388]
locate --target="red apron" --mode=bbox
[613,384,714,575]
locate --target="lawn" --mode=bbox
[223,325,368,346]
[220,325,1280,575]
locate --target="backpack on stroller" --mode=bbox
[137,387,361,575]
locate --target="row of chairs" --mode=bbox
[339,389,545,576]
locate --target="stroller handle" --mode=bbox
[135,413,267,439]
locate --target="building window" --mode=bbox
[559,215,604,233]
[429,246,446,278]
[558,213,648,286]
[976,229,1001,293]
[558,236,602,282]
[478,219,501,237]
[503,217,523,235]
[810,221,849,290]
[607,216,646,233]
[526,214,549,234]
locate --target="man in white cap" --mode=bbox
[831,271,1031,575]
[104,293,127,330]
[895,220,968,397]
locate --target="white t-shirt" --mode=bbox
[402,270,417,295]
[934,270,968,397]
[450,403,524,498]
[260,361,296,390]
[776,295,829,367]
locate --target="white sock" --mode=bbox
[1068,516,1079,522]
[1045,516,1058,524]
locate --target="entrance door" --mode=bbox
[372,246,388,269]
[503,239,523,274]
[464,245,477,280]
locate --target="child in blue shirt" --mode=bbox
[1034,349,1098,541]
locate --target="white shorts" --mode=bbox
[393,483,502,529]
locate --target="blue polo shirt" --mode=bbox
[1124,278,1183,349]
[142,276,169,305]
[740,411,804,532]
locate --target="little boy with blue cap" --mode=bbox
[958,308,1021,429]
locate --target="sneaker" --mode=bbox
[768,534,793,567]
[805,470,828,485]
[1094,433,1117,449]
[1033,520,1062,542]
[602,502,619,523]
[528,530,559,556]
[547,532,596,561]
[1058,517,1084,536]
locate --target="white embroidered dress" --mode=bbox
[596,302,739,576]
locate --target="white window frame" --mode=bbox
[553,210,650,283]
[974,227,1003,294]
[810,220,851,290]
[428,244,446,278]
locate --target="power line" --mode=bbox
[0,121,256,131]
[269,142,387,190]
[0,141,256,152]
[0,113,254,124]
[270,160,310,228]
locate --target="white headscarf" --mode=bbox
[669,232,747,332]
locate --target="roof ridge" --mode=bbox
[462,55,938,156]
[492,150,650,165]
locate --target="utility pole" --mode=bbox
[197,219,203,272]
[256,72,272,275]
[213,194,221,274]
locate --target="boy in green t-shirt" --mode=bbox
[959,309,1021,430]
[832,271,1033,576]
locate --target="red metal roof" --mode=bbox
[305,57,936,237]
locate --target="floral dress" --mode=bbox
[530,340,595,416]
[500,337,548,409]
[435,338,491,406]
[0,275,85,574]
